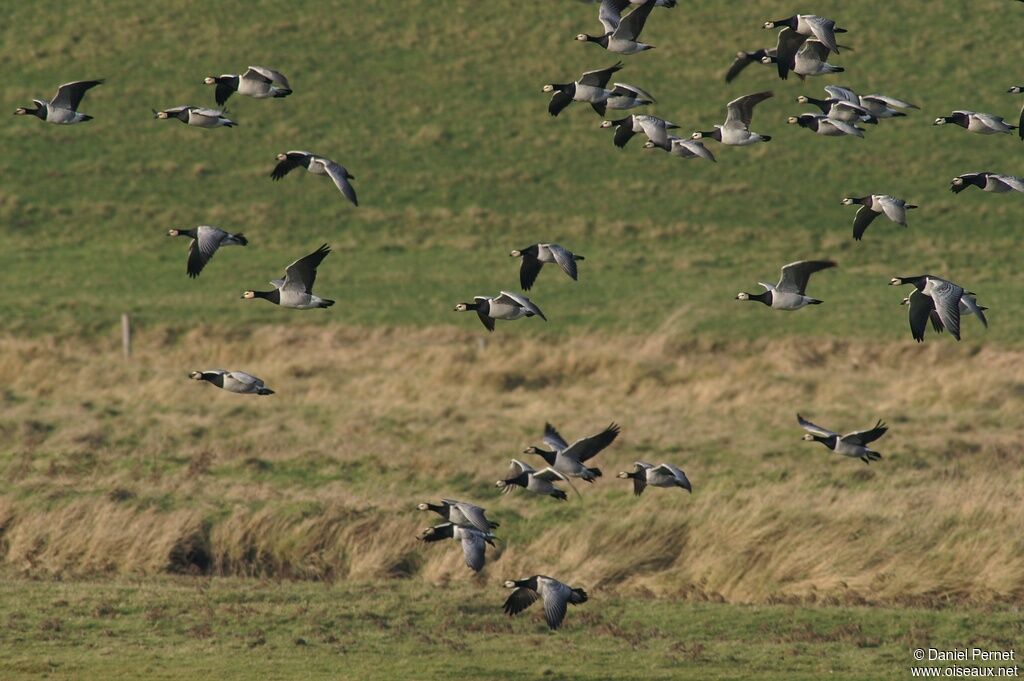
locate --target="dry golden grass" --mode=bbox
[0,324,1022,606]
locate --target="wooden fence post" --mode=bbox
[122,313,131,359]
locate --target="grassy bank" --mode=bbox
[1,327,1022,605]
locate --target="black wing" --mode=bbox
[853,205,880,241]
[215,83,234,106]
[775,28,807,80]
[548,90,573,117]
[476,307,495,332]
[519,253,543,291]
[271,152,311,180]
[503,587,539,617]
[843,421,888,446]
[613,123,636,147]
[725,51,762,83]
[907,289,934,342]
[563,423,620,463]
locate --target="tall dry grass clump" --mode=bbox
[0,324,1022,605]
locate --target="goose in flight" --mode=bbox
[797,95,877,124]
[601,114,678,149]
[544,62,623,117]
[242,244,335,309]
[188,370,274,395]
[841,195,918,241]
[523,422,620,483]
[763,30,843,80]
[736,260,836,310]
[644,136,716,162]
[503,575,588,630]
[797,414,887,464]
[167,225,247,278]
[617,462,691,496]
[14,79,103,124]
[725,48,776,83]
[787,113,864,137]
[204,66,291,105]
[417,499,499,532]
[762,14,845,54]
[692,91,773,145]
[890,275,987,342]
[418,522,496,573]
[271,151,358,206]
[950,172,1024,194]
[153,106,235,128]
[823,86,917,119]
[510,244,584,290]
[495,459,575,500]
[576,0,658,54]
[933,111,1016,135]
[454,291,546,331]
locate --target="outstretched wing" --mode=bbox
[774,27,808,79]
[906,288,935,342]
[458,529,488,572]
[842,420,888,446]
[503,587,539,617]
[613,0,656,41]
[598,0,630,34]
[797,413,836,438]
[245,65,290,89]
[853,205,879,241]
[924,278,964,342]
[548,90,574,117]
[496,291,547,321]
[540,583,570,630]
[578,62,623,89]
[725,50,762,84]
[777,260,836,294]
[543,423,570,451]
[186,227,227,278]
[271,151,312,180]
[547,244,579,281]
[724,91,773,129]
[824,85,858,103]
[321,160,359,206]
[283,244,330,293]
[803,15,839,54]
[562,423,620,463]
[51,80,103,111]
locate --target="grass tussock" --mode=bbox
[0,325,1022,606]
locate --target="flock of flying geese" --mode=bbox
[13,2,1023,631]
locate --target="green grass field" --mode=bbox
[3,0,1023,339]
[2,1,1023,679]
[2,577,1022,681]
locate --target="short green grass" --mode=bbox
[1,576,1021,681]
[2,0,1023,340]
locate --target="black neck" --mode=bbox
[812,434,837,448]
[200,372,224,388]
[532,449,556,466]
[254,290,281,304]
[747,291,772,306]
